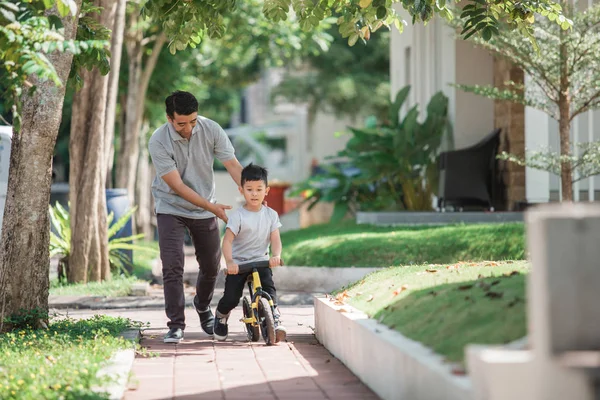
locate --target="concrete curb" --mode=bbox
[314,296,472,400]
[153,264,382,293]
[49,290,322,310]
[94,328,140,400]
[356,211,524,226]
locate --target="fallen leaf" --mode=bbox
[429,291,438,297]
[458,284,474,291]
[392,284,409,296]
[426,269,438,273]
[451,366,467,375]
[490,280,501,286]
[366,295,374,302]
[477,274,484,279]
[485,291,504,299]
[507,297,522,308]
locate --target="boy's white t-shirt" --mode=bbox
[226,205,282,265]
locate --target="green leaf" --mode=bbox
[56,0,69,16]
[482,26,492,41]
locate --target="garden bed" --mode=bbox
[0,315,139,399]
[338,260,529,363]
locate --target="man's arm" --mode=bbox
[269,229,283,267]
[222,157,243,187]
[222,228,238,274]
[161,170,231,222]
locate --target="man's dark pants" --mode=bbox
[157,214,221,330]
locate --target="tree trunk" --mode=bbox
[559,26,573,202]
[0,3,82,331]
[117,21,166,206]
[135,120,154,238]
[68,0,115,283]
[104,0,127,189]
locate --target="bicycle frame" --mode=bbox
[238,261,275,326]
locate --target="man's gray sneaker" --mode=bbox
[194,296,215,336]
[164,327,184,344]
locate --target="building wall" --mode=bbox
[454,41,495,149]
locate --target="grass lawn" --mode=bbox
[49,275,144,296]
[281,221,525,267]
[49,240,159,297]
[0,315,137,399]
[131,240,159,281]
[340,260,529,364]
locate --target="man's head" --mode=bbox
[165,91,198,138]
[240,163,269,206]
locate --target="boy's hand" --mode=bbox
[269,256,283,267]
[226,260,239,275]
[210,203,232,223]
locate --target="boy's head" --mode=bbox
[165,91,198,137]
[240,163,269,206]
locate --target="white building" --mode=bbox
[389,7,600,208]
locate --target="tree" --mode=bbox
[455,2,600,201]
[0,0,84,331]
[68,0,114,283]
[114,0,333,237]
[272,25,390,129]
[142,0,572,53]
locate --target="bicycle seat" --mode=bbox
[237,260,270,273]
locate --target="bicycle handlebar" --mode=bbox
[236,260,271,273]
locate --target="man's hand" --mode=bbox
[269,256,283,268]
[226,260,239,275]
[210,203,232,223]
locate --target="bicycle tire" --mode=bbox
[258,297,276,346]
[242,296,260,342]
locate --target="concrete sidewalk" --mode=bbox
[66,306,379,400]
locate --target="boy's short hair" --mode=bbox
[241,163,268,186]
[165,91,198,118]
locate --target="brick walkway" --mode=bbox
[65,306,379,400]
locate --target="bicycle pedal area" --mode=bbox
[112,305,379,400]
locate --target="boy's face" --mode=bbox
[240,180,269,206]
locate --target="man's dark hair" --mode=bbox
[241,163,268,186]
[165,91,198,118]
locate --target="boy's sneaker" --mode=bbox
[273,308,287,343]
[213,313,229,341]
[194,296,214,336]
[164,327,184,344]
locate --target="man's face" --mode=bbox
[167,112,198,138]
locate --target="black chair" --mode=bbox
[437,128,502,211]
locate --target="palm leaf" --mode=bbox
[107,206,138,239]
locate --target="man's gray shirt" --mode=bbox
[226,205,282,265]
[148,116,235,219]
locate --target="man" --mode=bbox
[148,90,243,344]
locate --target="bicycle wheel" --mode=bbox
[258,297,275,346]
[242,296,260,342]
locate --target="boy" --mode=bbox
[213,163,287,343]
